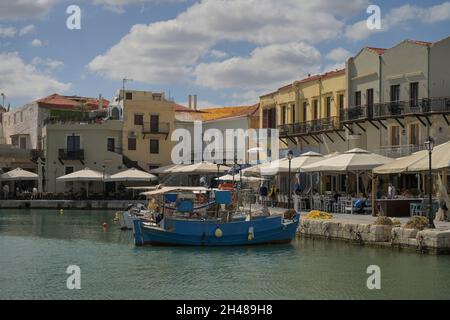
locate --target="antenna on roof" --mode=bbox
[122,77,133,101]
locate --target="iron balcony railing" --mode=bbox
[142,122,170,135]
[278,116,340,137]
[375,144,425,159]
[58,149,85,160]
[341,97,450,123]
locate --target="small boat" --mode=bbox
[118,199,216,231]
[132,187,300,247]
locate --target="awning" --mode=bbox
[0,168,38,181]
[106,168,157,182]
[301,148,393,173]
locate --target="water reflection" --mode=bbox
[1,209,450,300]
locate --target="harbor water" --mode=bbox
[1,209,450,300]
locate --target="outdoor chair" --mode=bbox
[343,199,354,215]
[410,203,422,217]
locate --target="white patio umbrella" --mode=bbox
[243,151,324,176]
[301,148,393,194]
[0,168,38,181]
[216,174,264,182]
[408,141,450,172]
[149,164,183,175]
[57,168,107,197]
[373,150,429,174]
[106,168,157,182]
[170,162,231,174]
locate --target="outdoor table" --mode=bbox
[376,198,424,217]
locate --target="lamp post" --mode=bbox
[424,137,435,229]
[287,150,294,209]
[1,93,5,109]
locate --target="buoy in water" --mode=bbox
[248,226,255,241]
[102,222,108,229]
[59,209,64,215]
[214,227,223,238]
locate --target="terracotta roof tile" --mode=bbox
[366,47,386,55]
[200,104,259,122]
[36,93,109,110]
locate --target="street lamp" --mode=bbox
[287,150,294,209]
[424,137,435,229]
[1,93,5,109]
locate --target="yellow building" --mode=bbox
[260,69,348,154]
[121,90,176,171]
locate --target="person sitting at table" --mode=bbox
[388,183,397,199]
[400,188,413,198]
[353,194,367,214]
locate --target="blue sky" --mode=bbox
[1,0,450,109]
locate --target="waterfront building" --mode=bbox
[43,120,124,193]
[120,90,176,172]
[0,106,6,144]
[260,69,347,156]
[344,37,450,158]
[1,94,109,151]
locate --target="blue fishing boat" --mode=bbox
[132,187,300,247]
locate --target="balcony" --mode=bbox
[342,97,450,124]
[142,122,170,135]
[340,105,370,123]
[375,144,425,159]
[278,116,341,138]
[58,149,85,161]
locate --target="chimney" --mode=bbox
[194,94,198,111]
[188,95,192,109]
[98,94,103,110]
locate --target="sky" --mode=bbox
[1,0,450,109]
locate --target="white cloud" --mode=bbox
[0,52,71,99]
[210,50,229,60]
[326,47,352,62]
[0,0,57,21]
[91,0,186,13]
[31,57,65,73]
[177,99,219,110]
[195,42,321,90]
[0,25,17,38]
[346,2,450,41]
[19,24,35,36]
[89,0,366,87]
[30,39,45,47]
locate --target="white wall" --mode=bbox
[430,36,450,98]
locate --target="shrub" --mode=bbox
[373,216,394,226]
[404,216,429,231]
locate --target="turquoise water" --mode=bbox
[1,209,450,300]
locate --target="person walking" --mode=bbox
[268,184,278,208]
[3,184,10,200]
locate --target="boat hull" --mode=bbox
[133,214,300,247]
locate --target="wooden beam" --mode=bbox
[299,135,310,145]
[415,115,427,127]
[394,118,405,129]
[310,134,322,144]
[324,133,334,143]
[288,136,297,145]
[343,124,354,134]
[369,120,379,130]
[443,114,450,126]
[278,137,288,146]
[334,130,346,142]
[377,120,387,130]
[355,122,366,132]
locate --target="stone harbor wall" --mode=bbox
[299,219,450,255]
[0,200,143,210]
